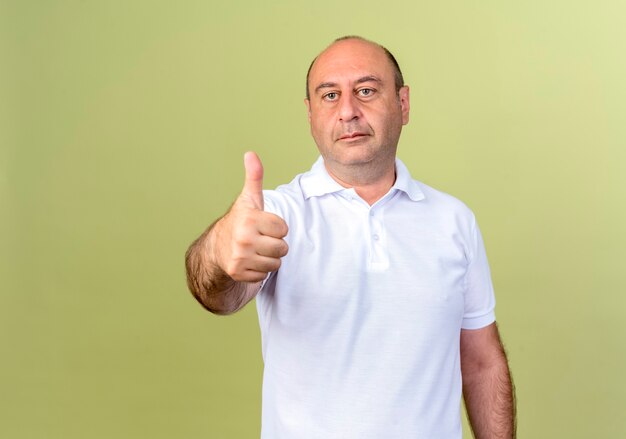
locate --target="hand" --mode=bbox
[211,152,289,282]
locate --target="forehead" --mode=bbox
[309,39,393,86]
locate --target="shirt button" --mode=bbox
[373,234,380,241]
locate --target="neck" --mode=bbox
[324,159,396,205]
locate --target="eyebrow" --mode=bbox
[314,75,383,95]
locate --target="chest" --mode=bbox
[269,196,469,332]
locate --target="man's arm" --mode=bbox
[184,152,289,315]
[185,220,262,315]
[461,322,516,438]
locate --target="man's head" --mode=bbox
[306,36,405,101]
[304,36,410,182]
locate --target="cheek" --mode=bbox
[310,114,333,137]
[383,106,404,130]
[309,120,327,147]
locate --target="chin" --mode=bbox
[334,153,379,168]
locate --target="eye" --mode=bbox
[357,88,375,98]
[323,92,339,101]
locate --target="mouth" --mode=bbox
[338,132,369,141]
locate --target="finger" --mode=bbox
[237,270,268,283]
[247,255,283,274]
[255,235,289,259]
[257,212,289,238]
[242,151,264,210]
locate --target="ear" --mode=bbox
[304,98,312,123]
[399,86,410,125]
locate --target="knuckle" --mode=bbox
[280,222,289,237]
[232,229,256,249]
[225,253,249,277]
[269,258,282,272]
[274,259,282,271]
[265,215,288,236]
[276,241,289,257]
[230,207,259,230]
[229,245,244,260]
[241,213,259,228]
[223,262,239,278]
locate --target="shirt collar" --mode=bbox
[300,156,425,202]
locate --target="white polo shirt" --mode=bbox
[257,157,496,439]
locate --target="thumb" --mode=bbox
[242,151,264,210]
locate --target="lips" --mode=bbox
[338,132,369,140]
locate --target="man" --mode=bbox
[186,36,515,438]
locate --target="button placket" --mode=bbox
[367,205,388,270]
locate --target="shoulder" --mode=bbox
[418,181,474,216]
[409,179,476,226]
[394,158,475,221]
[407,180,487,265]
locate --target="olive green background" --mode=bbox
[2,1,625,437]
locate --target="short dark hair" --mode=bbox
[305,36,405,100]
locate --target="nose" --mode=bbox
[338,93,361,122]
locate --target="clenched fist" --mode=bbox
[211,152,289,282]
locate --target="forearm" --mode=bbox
[185,221,260,315]
[462,352,516,438]
[184,154,288,314]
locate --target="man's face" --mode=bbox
[305,39,410,174]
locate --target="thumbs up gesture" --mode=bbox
[211,152,289,283]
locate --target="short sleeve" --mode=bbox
[257,190,286,291]
[256,190,288,352]
[462,217,496,330]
